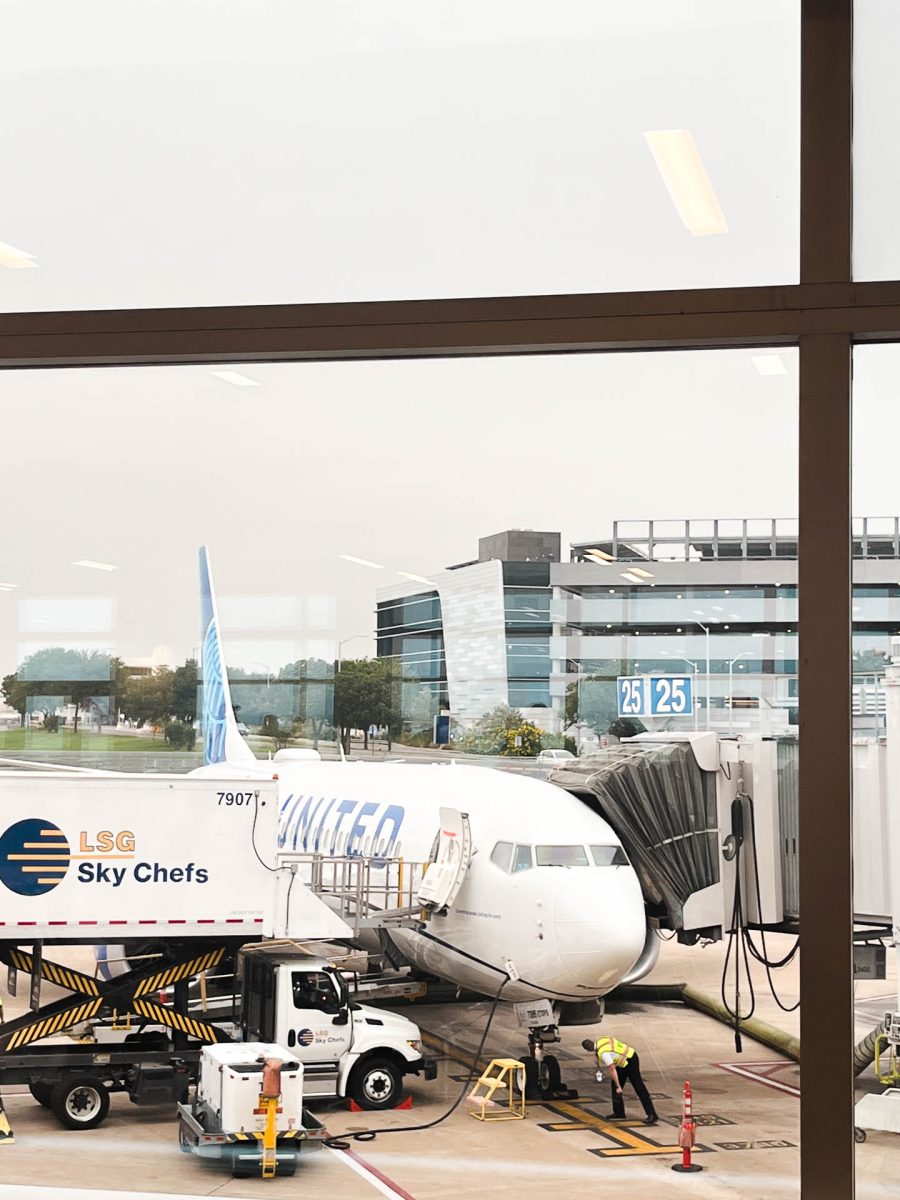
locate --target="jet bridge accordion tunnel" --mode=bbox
[550,732,898,1072]
[548,733,800,946]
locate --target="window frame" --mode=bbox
[0,4,862,1196]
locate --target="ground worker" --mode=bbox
[582,1035,659,1125]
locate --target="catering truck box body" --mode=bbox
[0,772,288,940]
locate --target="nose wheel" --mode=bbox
[524,1026,577,1100]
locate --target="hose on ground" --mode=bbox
[853,1017,891,1077]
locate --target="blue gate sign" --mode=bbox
[617,675,693,718]
[617,676,648,717]
[650,674,692,716]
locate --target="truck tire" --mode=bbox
[51,1075,110,1130]
[29,1081,53,1108]
[349,1057,403,1110]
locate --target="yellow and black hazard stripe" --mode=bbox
[7,950,99,996]
[133,948,225,998]
[229,1129,302,1142]
[131,997,228,1043]
[3,997,104,1051]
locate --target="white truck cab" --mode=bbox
[240,949,436,1109]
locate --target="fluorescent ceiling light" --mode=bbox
[751,355,788,377]
[585,548,615,561]
[397,572,436,586]
[0,241,38,269]
[620,571,643,583]
[644,129,728,237]
[338,554,384,570]
[72,560,118,572]
[0,582,18,591]
[628,567,655,579]
[210,370,259,387]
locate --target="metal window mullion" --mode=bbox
[798,334,854,1200]
[798,4,854,1200]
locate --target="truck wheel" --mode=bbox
[349,1058,403,1110]
[51,1075,110,1130]
[29,1081,54,1108]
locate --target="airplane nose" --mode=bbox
[551,871,647,995]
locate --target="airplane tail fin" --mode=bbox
[199,546,257,766]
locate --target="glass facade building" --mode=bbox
[377,519,900,741]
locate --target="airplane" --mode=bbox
[188,547,659,1063]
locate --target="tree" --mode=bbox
[1,673,29,725]
[10,647,115,733]
[458,704,542,756]
[853,646,889,675]
[333,658,400,754]
[122,667,175,730]
[172,658,199,724]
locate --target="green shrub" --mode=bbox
[164,720,196,750]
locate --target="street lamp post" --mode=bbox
[336,634,368,672]
[692,619,712,730]
[728,651,753,734]
[662,652,701,731]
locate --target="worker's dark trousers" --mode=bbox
[609,1053,657,1119]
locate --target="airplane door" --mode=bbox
[416,807,471,912]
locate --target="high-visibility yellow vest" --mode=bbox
[594,1036,635,1068]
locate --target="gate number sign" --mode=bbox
[617,675,693,718]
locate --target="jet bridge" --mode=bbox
[550,733,794,943]
[552,727,896,946]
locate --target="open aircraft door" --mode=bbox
[416,807,472,912]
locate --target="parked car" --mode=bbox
[536,748,576,765]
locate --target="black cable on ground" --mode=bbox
[323,974,511,1148]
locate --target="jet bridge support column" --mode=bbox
[857,643,900,1133]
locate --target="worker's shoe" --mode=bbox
[604,1113,627,1121]
[644,1115,660,1126]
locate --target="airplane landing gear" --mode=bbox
[523,1025,578,1100]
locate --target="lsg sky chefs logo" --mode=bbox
[0,819,209,895]
[0,819,71,896]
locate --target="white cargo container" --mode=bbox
[0,771,347,941]
[199,1043,303,1135]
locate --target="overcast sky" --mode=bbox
[0,3,898,679]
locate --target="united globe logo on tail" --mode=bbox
[201,617,228,765]
[0,819,71,896]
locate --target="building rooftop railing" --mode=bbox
[571,518,900,564]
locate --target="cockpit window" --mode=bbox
[591,844,630,867]
[490,841,514,872]
[512,844,534,872]
[534,845,590,867]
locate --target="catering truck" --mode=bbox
[0,772,434,1129]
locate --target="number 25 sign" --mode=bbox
[617,675,693,718]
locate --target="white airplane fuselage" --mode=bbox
[261,759,647,1004]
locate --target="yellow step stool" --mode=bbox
[468,1058,526,1122]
